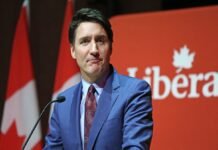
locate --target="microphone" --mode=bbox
[22,96,66,150]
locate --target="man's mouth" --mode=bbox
[87,58,102,63]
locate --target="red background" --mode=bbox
[110,6,218,150]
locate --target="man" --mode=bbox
[44,8,153,150]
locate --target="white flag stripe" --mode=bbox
[1,80,41,148]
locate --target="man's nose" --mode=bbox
[90,41,99,55]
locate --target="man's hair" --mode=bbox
[68,8,113,45]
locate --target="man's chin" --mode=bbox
[88,65,102,72]
[88,69,102,76]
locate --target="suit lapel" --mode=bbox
[88,71,120,149]
[70,82,83,149]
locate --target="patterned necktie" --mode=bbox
[84,85,96,149]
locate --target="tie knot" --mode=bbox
[88,85,95,94]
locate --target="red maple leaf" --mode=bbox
[0,121,25,149]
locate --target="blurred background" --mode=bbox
[0,0,218,149]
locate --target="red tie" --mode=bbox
[84,85,96,149]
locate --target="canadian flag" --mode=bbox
[52,0,80,102]
[0,1,41,149]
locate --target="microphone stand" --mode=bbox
[22,96,65,150]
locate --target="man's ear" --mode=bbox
[70,45,76,59]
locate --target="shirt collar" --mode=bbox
[81,79,103,96]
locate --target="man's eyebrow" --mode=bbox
[78,36,91,41]
[78,35,108,40]
[95,35,108,39]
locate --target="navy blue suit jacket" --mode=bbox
[44,69,153,150]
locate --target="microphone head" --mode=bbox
[56,96,66,103]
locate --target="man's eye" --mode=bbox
[97,39,105,45]
[80,39,89,45]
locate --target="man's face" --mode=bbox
[71,22,112,82]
